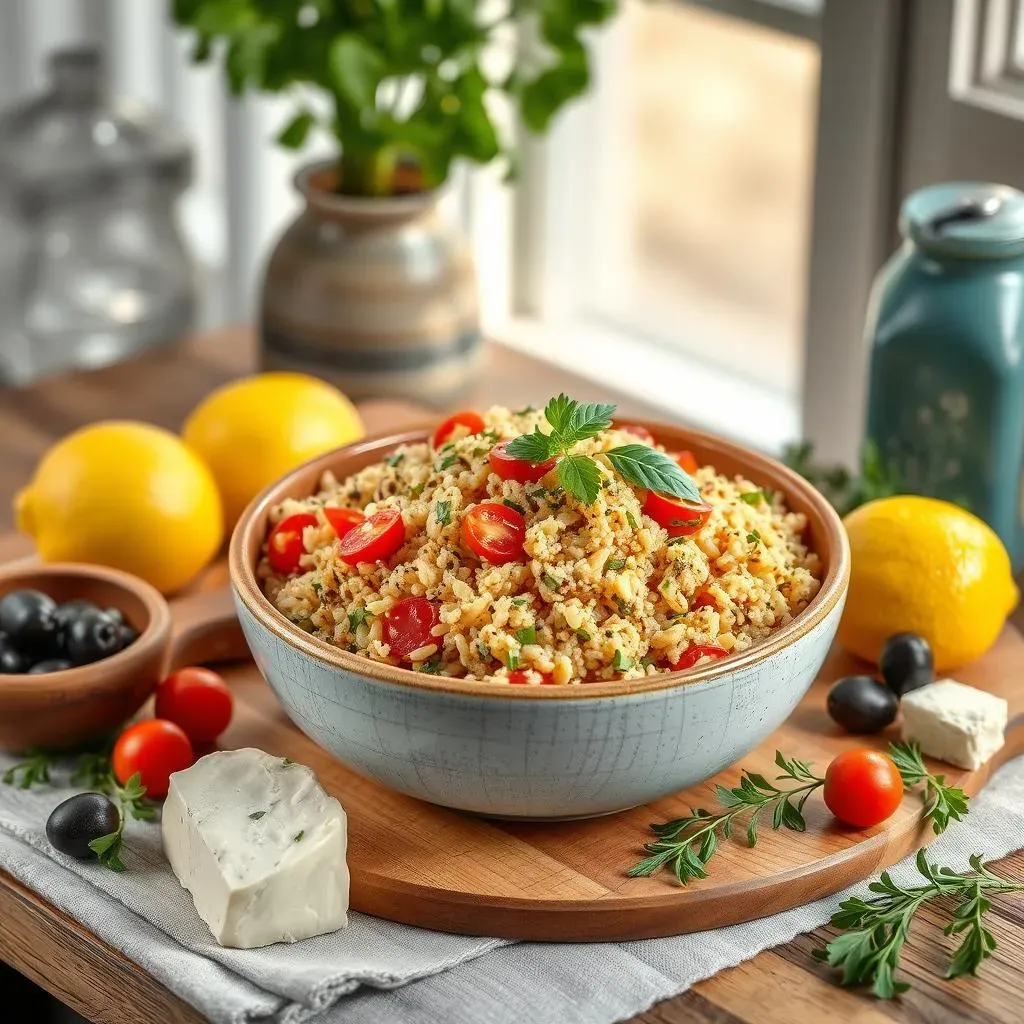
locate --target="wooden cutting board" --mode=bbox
[3,536,1023,944]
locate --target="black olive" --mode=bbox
[827,675,899,734]
[880,632,934,697]
[0,589,57,654]
[45,793,120,859]
[53,599,100,628]
[62,608,123,666]
[103,606,125,626]
[27,659,74,674]
[119,623,139,648]
[0,636,27,674]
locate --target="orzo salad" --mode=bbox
[259,396,821,685]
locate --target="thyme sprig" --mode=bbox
[887,741,969,835]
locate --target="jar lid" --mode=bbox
[0,47,191,207]
[901,182,1024,259]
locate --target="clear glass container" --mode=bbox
[0,47,196,381]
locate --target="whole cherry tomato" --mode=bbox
[823,748,904,828]
[672,645,729,671]
[383,597,440,659]
[462,502,526,564]
[642,491,712,537]
[266,513,318,575]
[433,411,485,448]
[323,506,365,539]
[337,509,405,565]
[112,720,194,799]
[155,666,233,744]
[488,440,557,483]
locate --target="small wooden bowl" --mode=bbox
[0,563,172,750]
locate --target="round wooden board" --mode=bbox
[188,572,1024,942]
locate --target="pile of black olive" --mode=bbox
[827,632,934,734]
[0,589,138,675]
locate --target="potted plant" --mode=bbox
[171,0,619,404]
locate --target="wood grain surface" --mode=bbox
[2,326,1023,1023]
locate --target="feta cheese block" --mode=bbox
[162,748,349,948]
[900,679,1008,770]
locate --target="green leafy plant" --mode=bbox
[506,395,699,505]
[783,439,901,517]
[887,742,969,836]
[816,850,1023,998]
[171,0,619,196]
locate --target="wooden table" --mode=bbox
[1,326,1020,1024]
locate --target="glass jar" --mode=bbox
[0,47,196,381]
[864,181,1024,569]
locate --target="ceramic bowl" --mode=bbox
[230,422,849,818]
[0,563,172,750]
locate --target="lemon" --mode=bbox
[839,495,1019,671]
[15,422,223,594]
[183,372,364,527]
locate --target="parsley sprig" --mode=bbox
[506,395,699,506]
[2,749,54,788]
[87,771,155,872]
[816,850,1023,997]
[887,741,969,835]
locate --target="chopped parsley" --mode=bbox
[739,490,765,505]
[415,656,443,674]
[613,595,632,616]
[472,446,488,458]
[626,510,639,530]
[477,640,491,661]
[604,557,627,572]
[481,429,501,443]
[410,482,426,498]
[640,656,656,668]
[348,607,370,631]
[576,629,592,642]
[503,498,526,515]
[311,581,323,596]
[386,452,405,468]
[541,572,560,591]
[506,651,520,670]
[513,405,536,416]
[293,830,304,843]
[248,810,266,821]
[435,499,452,527]
[438,453,460,471]
[613,650,633,671]
[747,529,762,548]
[516,626,537,645]
[511,597,529,606]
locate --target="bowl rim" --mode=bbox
[229,419,851,701]
[0,561,172,689]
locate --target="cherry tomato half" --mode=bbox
[642,490,713,537]
[672,645,729,671]
[155,667,233,745]
[508,669,554,685]
[488,440,557,483]
[462,502,526,564]
[323,506,365,539]
[266,513,318,575]
[383,597,440,659]
[615,423,655,445]
[824,749,904,828]
[433,410,485,448]
[338,509,405,565]
[112,719,194,799]
[691,591,717,611]
[671,450,700,475]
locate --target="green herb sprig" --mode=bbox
[887,741,969,835]
[88,772,154,872]
[816,850,1023,997]
[506,396,699,506]
[2,749,55,789]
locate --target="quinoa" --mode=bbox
[259,406,821,685]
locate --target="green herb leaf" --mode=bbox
[438,453,460,471]
[477,640,491,661]
[739,491,765,505]
[604,557,627,572]
[576,629,592,642]
[328,34,385,109]
[506,651,520,671]
[276,109,316,149]
[410,482,426,498]
[503,499,526,515]
[626,510,639,530]
[511,597,529,606]
[505,430,557,464]
[560,401,616,447]
[435,499,452,527]
[605,445,701,502]
[386,452,405,468]
[747,530,761,547]
[612,649,632,671]
[293,830,305,842]
[556,454,602,505]
[348,607,370,632]
[887,741,969,834]
[541,572,560,591]
[516,626,537,645]
[544,394,578,435]
[2,750,55,789]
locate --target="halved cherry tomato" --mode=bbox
[823,749,904,828]
[462,502,526,564]
[112,719,194,799]
[433,410,485,448]
[691,591,717,611]
[671,450,700,475]
[323,506,365,539]
[488,440,557,483]
[155,667,233,744]
[672,645,729,671]
[266,513,318,575]
[615,423,655,445]
[383,596,440,659]
[338,508,405,565]
[508,669,554,685]
[642,490,713,537]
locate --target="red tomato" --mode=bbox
[691,591,717,611]
[433,411,485,448]
[642,490,712,537]
[672,645,729,671]
[155,667,233,744]
[671,450,700,475]
[323,506,365,539]
[824,749,904,828]
[488,440,557,483]
[337,509,405,565]
[508,669,554,685]
[383,597,440,659]
[266,513,318,575]
[112,720,194,799]
[462,502,526,564]
[615,423,655,445]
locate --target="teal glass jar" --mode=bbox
[864,182,1024,571]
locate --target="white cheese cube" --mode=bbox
[162,748,349,949]
[900,679,1007,770]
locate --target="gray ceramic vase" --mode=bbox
[259,161,482,407]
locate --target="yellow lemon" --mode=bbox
[839,495,1019,671]
[183,372,364,527]
[15,422,223,594]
